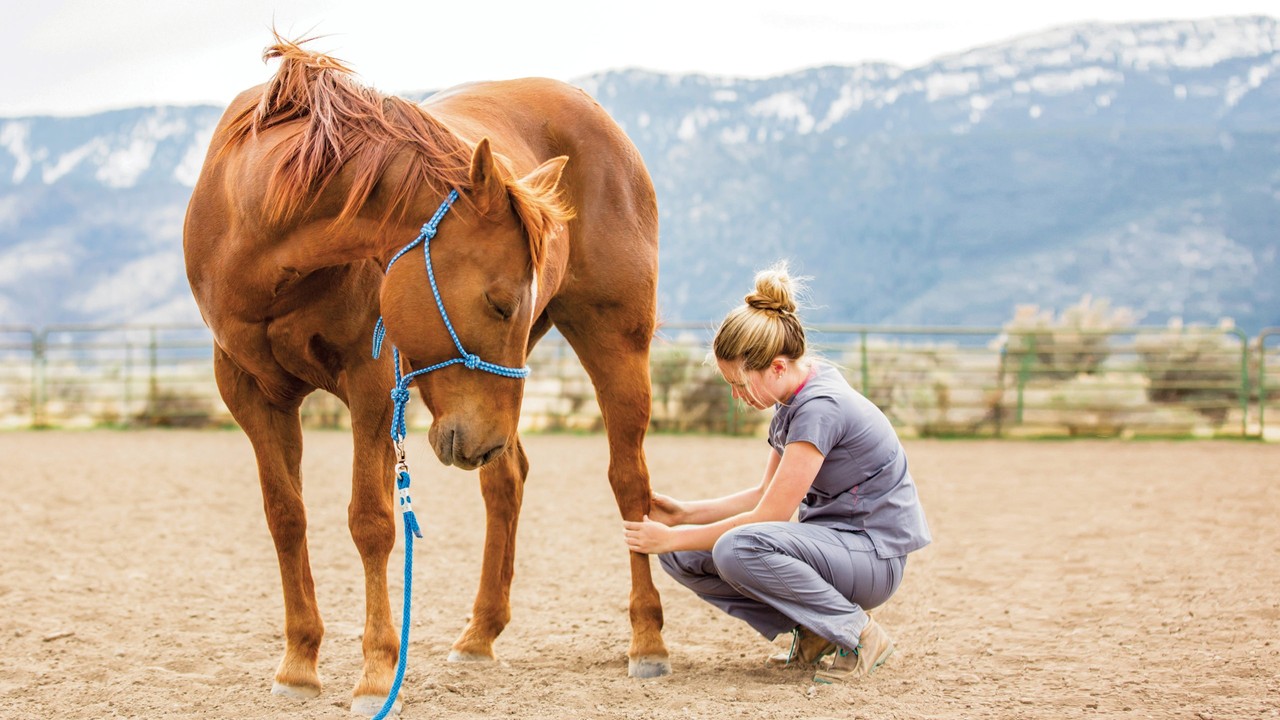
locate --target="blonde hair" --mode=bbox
[713,262,807,371]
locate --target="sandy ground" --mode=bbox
[1,431,1277,719]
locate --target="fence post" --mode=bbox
[1260,335,1266,438]
[123,339,133,426]
[1016,333,1034,425]
[1259,329,1276,439]
[31,329,47,428]
[148,326,159,423]
[1232,329,1249,437]
[860,330,869,395]
[996,344,1007,438]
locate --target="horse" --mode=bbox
[183,36,670,714]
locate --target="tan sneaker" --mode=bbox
[812,615,895,683]
[766,626,836,667]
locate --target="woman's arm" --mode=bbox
[624,442,823,554]
[653,448,782,526]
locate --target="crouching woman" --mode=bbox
[622,263,931,683]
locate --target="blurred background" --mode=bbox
[0,2,1277,437]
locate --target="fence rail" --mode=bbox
[1,322,1276,439]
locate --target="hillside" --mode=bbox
[1,16,1277,332]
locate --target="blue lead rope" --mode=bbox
[370,466,419,720]
[368,189,531,719]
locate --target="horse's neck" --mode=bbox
[265,216,406,275]
[231,121,443,275]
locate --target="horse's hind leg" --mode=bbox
[449,437,529,662]
[214,346,324,697]
[341,360,401,715]
[557,318,671,678]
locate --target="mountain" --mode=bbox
[1,16,1277,333]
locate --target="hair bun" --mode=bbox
[744,264,798,315]
[745,295,792,313]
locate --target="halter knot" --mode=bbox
[390,387,411,405]
[463,353,480,370]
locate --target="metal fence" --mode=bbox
[1,322,1276,439]
[1260,328,1280,436]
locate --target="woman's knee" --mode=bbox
[657,551,682,579]
[711,523,784,585]
[658,549,713,584]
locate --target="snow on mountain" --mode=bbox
[0,106,222,190]
[1,16,1277,332]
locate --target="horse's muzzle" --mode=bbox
[428,421,505,470]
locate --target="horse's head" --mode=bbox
[379,138,569,470]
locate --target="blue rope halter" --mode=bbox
[373,189,531,439]
[366,188,531,719]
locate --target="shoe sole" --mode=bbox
[765,651,833,668]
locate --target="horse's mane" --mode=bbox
[218,34,569,269]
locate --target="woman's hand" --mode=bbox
[647,492,686,526]
[622,515,678,555]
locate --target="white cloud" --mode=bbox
[0,237,75,284]
[71,251,185,317]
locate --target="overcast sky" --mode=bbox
[3,0,1276,117]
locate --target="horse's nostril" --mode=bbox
[429,425,457,466]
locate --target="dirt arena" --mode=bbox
[1,431,1277,719]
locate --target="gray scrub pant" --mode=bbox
[659,521,905,652]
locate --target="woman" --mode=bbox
[623,263,931,683]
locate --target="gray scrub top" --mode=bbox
[767,363,932,559]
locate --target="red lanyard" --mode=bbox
[790,364,818,400]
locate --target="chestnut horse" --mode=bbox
[183,38,669,714]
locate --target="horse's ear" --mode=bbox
[467,137,508,216]
[519,155,569,196]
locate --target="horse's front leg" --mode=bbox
[559,324,671,678]
[449,437,529,662]
[343,361,401,715]
[214,346,325,697]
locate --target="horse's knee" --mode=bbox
[348,508,396,555]
[262,499,308,550]
[513,439,529,479]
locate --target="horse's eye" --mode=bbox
[485,294,514,321]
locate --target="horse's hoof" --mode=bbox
[628,656,672,678]
[271,681,321,699]
[351,694,403,716]
[447,649,497,664]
